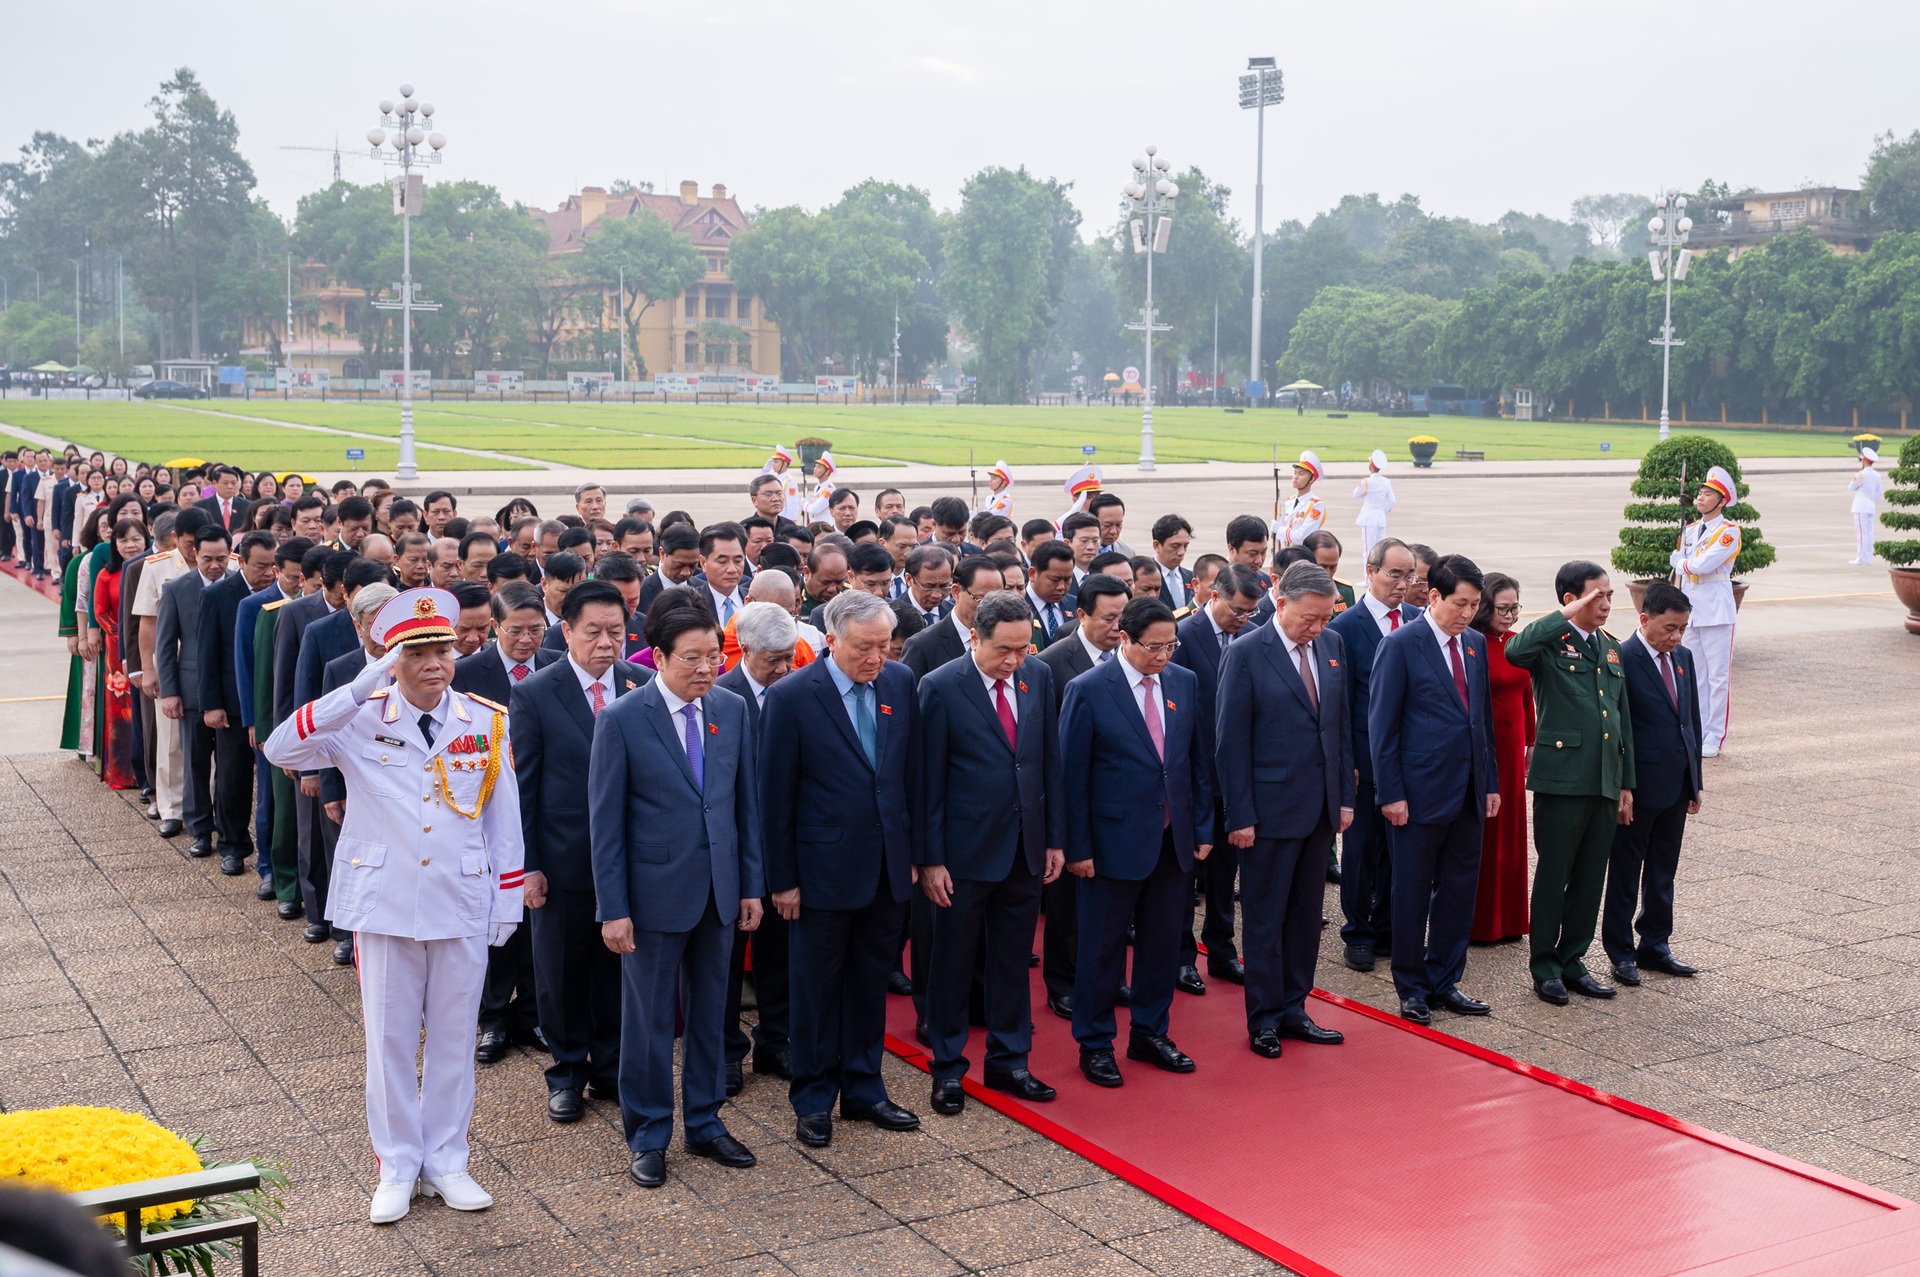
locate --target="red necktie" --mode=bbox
[1448,636,1469,712]
[1659,651,1679,709]
[511,663,529,682]
[589,682,606,717]
[1388,609,1401,630]
[1298,642,1319,714]
[994,679,1017,750]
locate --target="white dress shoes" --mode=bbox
[419,1171,494,1211]
[369,1180,415,1224]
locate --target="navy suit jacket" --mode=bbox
[1216,621,1356,838]
[589,679,760,933]
[1171,609,1228,726]
[1619,633,1702,812]
[195,571,254,716]
[1369,616,1499,825]
[1326,599,1422,787]
[759,657,918,910]
[194,494,250,534]
[1036,631,1097,712]
[901,614,967,682]
[294,606,360,710]
[1157,564,1195,610]
[516,656,650,891]
[317,647,368,805]
[714,664,767,742]
[917,655,1064,880]
[452,645,558,706]
[1060,657,1212,880]
[272,591,331,727]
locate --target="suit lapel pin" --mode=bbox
[623,678,635,691]
[1165,700,1176,712]
[708,722,719,735]
[1018,681,1028,694]
[880,704,893,715]
[1328,658,1339,667]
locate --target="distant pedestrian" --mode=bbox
[1848,448,1884,565]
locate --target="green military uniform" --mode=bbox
[253,599,301,903]
[1505,610,1636,986]
[1333,578,1356,613]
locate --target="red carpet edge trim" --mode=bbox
[0,560,61,601]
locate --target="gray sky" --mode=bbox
[7,0,1914,237]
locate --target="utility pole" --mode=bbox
[1240,58,1283,404]
[369,83,446,480]
[1122,145,1179,471]
[892,302,901,405]
[618,267,626,383]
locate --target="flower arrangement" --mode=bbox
[1853,432,1883,455]
[1407,435,1440,468]
[1612,434,1775,580]
[1407,435,1440,445]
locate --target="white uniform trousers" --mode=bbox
[1854,512,1876,563]
[356,931,487,1186]
[1691,622,1735,751]
[1357,521,1386,560]
[153,708,184,821]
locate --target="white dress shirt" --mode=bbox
[708,584,744,624]
[1362,591,1404,638]
[1077,626,1112,668]
[949,608,973,652]
[979,665,1018,721]
[1118,652,1159,724]
[567,654,616,708]
[656,680,704,766]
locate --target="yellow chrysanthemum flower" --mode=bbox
[0,1106,202,1225]
[1408,435,1440,445]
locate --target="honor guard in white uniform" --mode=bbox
[1057,464,1102,531]
[1669,465,1741,757]
[1848,447,1884,564]
[1273,450,1326,547]
[762,445,805,523]
[1352,449,1396,558]
[801,451,838,522]
[262,587,525,1225]
[978,460,1015,518]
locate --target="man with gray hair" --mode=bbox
[761,588,922,1147]
[574,482,607,523]
[624,496,655,520]
[315,583,399,826]
[718,601,799,1095]
[748,568,825,653]
[1216,561,1355,1059]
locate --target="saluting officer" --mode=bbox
[1504,561,1635,1007]
[263,587,525,1227]
[1670,464,1741,757]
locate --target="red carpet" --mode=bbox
[0,560,60,601]
[884,967,1920,1276]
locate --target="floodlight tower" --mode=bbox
[1240,58,1283,404]
[1647,188,1693,443]
[367,84,446,480]
[1122,146,1178,471]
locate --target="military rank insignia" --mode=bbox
[1606,649,1621,666]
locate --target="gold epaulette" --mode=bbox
[466,692,509,714]
[263,598,288,612]
[368,688,389,700]
[1172,605,1196,620]
[143,550,171,562]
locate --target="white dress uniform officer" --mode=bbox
[1352,449,1396,558]
[1273,450,1327,548]
[1670,465,1741,757]
[263,587,525,1225]
[802,451,838,522]
[1057,464,1102,531]
[762,445,805,523]
[978,460,1015,518]
[1848,447,1884,565]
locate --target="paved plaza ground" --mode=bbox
[1,463,1915,1274]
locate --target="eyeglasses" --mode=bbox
[1135,638,1181,656]
[668,653,722,671]
[1492,604,1521,617]
[1224,604,1261,619]
[500,624,546,639]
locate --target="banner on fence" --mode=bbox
[378,369,431,392]
[814,375,858,396]
[568,371,616,393]
[277,367,330,392]
[474,370,523,393]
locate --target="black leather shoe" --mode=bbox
[219,852,245,876]
[795,1113,832,1147]
[1611,961,1642,987]
[332,937,355,965]
[1249,1029,1282,1059]
[157,819,184,838]
[628,1150,665,1188]
[887,970,913,996]
[1125,1034,1195,1074]
[1534,978,1570,1006]
[1326,862,1342,885]
[1399,998,1431,1025]
[303,922,330,943]
[1079,1048,1123,1088]
[1566,972,1617,999]
[188,836,213,857]
[1433,989,1491,1016]
[1638,950,1698,977]
[1116,985,1131,1007]
[256,880,276,901]
[1343,944,1376,972]
[841,1099,919,1131]
[475,1029,509,1063]
[1028,951,1040,967]
[1046,994,1074,1020]
[913,1021,931,1047]
[140,788,155,805]
[1207,957,1246,985]
[751,1046,792,1078]
[276,900,303,921]
[930,1078,965,1115]
[1174,965,1206,996]
[1278,1018,1344,1045]
[723,1062,743,1097]
[547,1089,584,1123]
[984,1069,1056,1102]
[687,1133,756,1168]
[513,1026,548,1053]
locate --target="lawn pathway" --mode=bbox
[161,405,559,470]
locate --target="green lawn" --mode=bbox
[0,397,1881,473]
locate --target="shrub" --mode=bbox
[1874,433,1920,567]
[1612,435,1776,580]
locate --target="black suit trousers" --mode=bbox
[1240,817,1333,1032]
[1602,794,1689,964]
[1041,874,1078,1001]
[1072,833,1186,1050]
[531,887,621,1094]
[1389,802,1485,1003]
[182,716,216,837]
[479,917,538,1036]
[788,891,906,1117]
[1181,808,1239,962]
[927,857,1042,1080]
[210,724,253,849]
[725,905,791,1062]
[1339,780,1394,951]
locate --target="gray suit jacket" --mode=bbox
[155,570,210,709]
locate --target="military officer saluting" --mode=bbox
[1504,561,1635,1007]
[263,587,525,1226]
[1670,464,1740,757]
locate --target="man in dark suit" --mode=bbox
[453,583,553,706]
[918,591,1065,1114]
[317,583,391,834]
[715,602,797,1096]
[156,524,232,859]
[761,590,921,1147]
[901,543,957,630]
[193,465,250,535]
[1171,563,1263,991]
[1062,596,1214,1088]
[1603,582,1703,986]
[515,580,647,1116]
[274,548,351,947]
[633,523,703,621]
[1151,514,1195,611]
[1026,540,1078,650]
[1370,554,1501,1025]
[591,599,761,1188]
[900,556,1003,681]
[1216,563,1354,1057]
[195,530,276,874]
[1034,572,1129,1017]
[1325,538,1421,972]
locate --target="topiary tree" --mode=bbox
[1874,432,1920,567]
[1612,435,1777,581]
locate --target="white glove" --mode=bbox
[350,645,403,705]
[1668,550,1685,571]
[488,922,517,948]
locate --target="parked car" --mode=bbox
[133,379,207,400]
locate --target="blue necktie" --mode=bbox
[720,596,735,625]
[854,683,878,768]
[681,704,704,791]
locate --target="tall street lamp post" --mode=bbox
[367,83,446,480]
[1122,145,1177,471]
[1647,188,1693,444]
[1239,58,1283,406]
